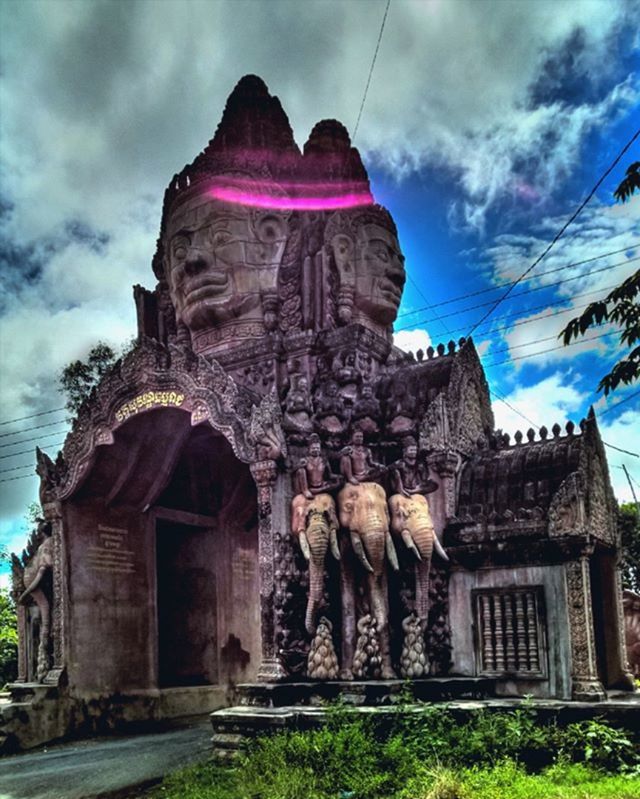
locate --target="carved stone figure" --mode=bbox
[283,375,313,435]
[307,617,340,680]
[352,384,381,434]
[386,379,417,435]
[389,493,448,623]
[338,482,399,678]
[36,447,64,506]
[352,614,382,679]
[18,524,54,681]
[161,189,289,355]
[340,430,385,485]
[400,614,428,678]
[314,380,346,434]
[294,434,341,499]
[290,493,340,634]
[248,389,286,460]
[391,436,438,497]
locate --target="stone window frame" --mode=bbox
[472,586,548,680]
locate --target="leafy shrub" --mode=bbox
[558,719,638,772]
[150,707,640,799]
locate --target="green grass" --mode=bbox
[148,707,640,799]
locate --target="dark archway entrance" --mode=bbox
[156,518,217,687]
[63,407,260,696]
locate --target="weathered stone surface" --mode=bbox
[6,73,632,753]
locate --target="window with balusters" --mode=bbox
[473,587,547,679]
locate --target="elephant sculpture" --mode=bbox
[19,529,54,681]
[290,493,340,634]
[338,482,399,678]
[389,493,448,624]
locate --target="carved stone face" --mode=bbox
[403,444,418,464]
[309,441,322,458]
[164,191,288,336]
[354,223,405,326]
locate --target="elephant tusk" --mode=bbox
[350,531,373,573]
[299,531,311,561]
[401,529,422,561]
[433,534,449,561]
[330,528,341,561]
[385,531,400,572]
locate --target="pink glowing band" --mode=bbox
[208,186,374,210]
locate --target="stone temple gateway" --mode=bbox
[4,76,634,750]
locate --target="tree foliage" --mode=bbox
[559,166,640,394]
[614,161,640,203]
[620,501,640,593]
[59,342,117,413]
[0,548,18,686]
[560,269,640,394]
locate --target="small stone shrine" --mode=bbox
[4,76,634,750]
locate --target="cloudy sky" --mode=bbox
[1,0,639,571]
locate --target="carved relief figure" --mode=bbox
[294,434,341,499]
[391,436,438,497]
[340,430,385,485]
[283,375,313,435]
[18,524,54,681]
[352,209,406,329]
[389,493,448,623]
[338,481,399,678]
[352,384,381,434]
[314,380,346,434]
[290,493,340,634]
[162,189,289,353]
[326,207,406,333]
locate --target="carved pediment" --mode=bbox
[57,337,285,499]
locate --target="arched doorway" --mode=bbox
[62,407,259,697]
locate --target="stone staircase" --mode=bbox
[211,677,497,759]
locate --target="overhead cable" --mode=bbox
[464,126,640,338]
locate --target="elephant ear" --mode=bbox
[291,494,310,536]
[338,489,356,528]
[388,495,406,535]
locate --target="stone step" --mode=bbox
[233,677,496,708]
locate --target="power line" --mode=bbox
[0,463,35,476]
[0,417,69,439]
[489,388,540,429]
[464,126,640,338]
[395,282,618,335]
[0,473,39,485]
[485,328,619,360]
[0,441,66,462]
[398,252,639,321]
[599,388,640,417]
[353,0,391,141]
[0,427,69,448]
[0,407,66,427]
[484,330,615,367]
[603,441,639,457]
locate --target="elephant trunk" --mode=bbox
[361,527,386,573]
[305,519,330,634]
[413,527,434,622]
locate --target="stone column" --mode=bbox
[613,560,636,689]
[250,458,287,682]
[565,555,606,701]
[42,500,66,685]
[427,450,461,521]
